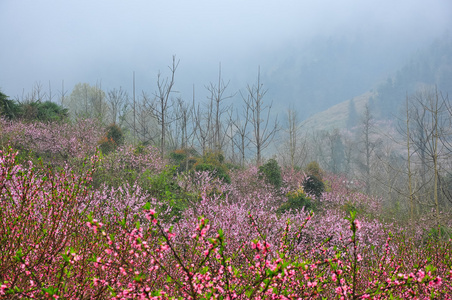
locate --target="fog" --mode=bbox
[1,0,451,118]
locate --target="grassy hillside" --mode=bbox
[302,91,375,132]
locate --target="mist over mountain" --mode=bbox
[261,32,430,119]
[1,0,451,123]
[299,33,452,132]
[372,33,452,119]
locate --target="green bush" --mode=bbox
[21,101,68,122]
[302,176,324,199]
[168,148,198,172]
[303,161,325,199]
[99,138,116,154]
[99,124,124,154]
[194,163,231,184]
[0,91,21,120]
[192,150,231,184]
[146,167,195,222]
[106,124,124,146]
[426,224,452,242]
[277,188,314,214]
[305,161,322,178]
[258,158,282,188]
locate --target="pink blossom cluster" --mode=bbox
[99,145,167,177]
[1,147,451,299]
[0,118,103,162]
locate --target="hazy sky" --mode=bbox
[1,0,451,104]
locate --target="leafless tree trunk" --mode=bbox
[106,87,128,125]
[357,104,381,195]
[58,80,68,107]
[192,86,213,156]
[399,87,451,235]
[150,56,179,157]
[92,81,108,124]
[133,93,159,145]
[242,67,279,165]
[287,107,298,168]
[229,106,251,167]
[417,88,447,236]
[206,63,234,153]
[47,81,54,102]
[278,107,307,168]
[133,72,137,145]
[405,97,415,227]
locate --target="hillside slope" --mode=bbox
[302,91,375,132]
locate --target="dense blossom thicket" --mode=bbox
[0,118,103,162]
[1,119,452,299]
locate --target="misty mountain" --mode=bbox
[297,33,452,132]
[258,31,452,123]
[372,32,452,119]
[261,33,413,119]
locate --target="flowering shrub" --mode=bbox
[1,147,451,299]
[94,144,166,188]
[0,118,102,164]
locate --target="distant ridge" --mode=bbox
[302,91,376,132]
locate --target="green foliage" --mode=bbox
[277,188,314,214]
[99,124,124,154]
[169,150,186,164]
[168,148,198,172]
[198,151,225,166]
[258,158,282,188]
[18,101,68,122]
[106,124,124,146]
[341,200,360,215]
[98,138,116,155]
[302,176,325,199]
[146,167,194,222]
[426,224,452,242]
[195,163,231,184]
[305,161,322,179]
[303,161,325,198]
[193,151,231,184]
[0,92,68,122]
[67,82,107,121]
[0,90,21,120]
[32,101,68,122]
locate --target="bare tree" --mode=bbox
[16,82,47,104]
[176,97,193,150]
[242,67,279,165]
[192,86,213,156]
[206,63,235,152]
[57,80,68,107]
[106,87,128,126]
[411,88,449,235]
[325,129,346,174]
[341,129,356,176]
[151,56,179,157]
[278,107,307,168]
[228,106,251,167]
[356,104,381,195]
[386,88,452,231]
[132,93,159,145]
[47,81,55,102]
